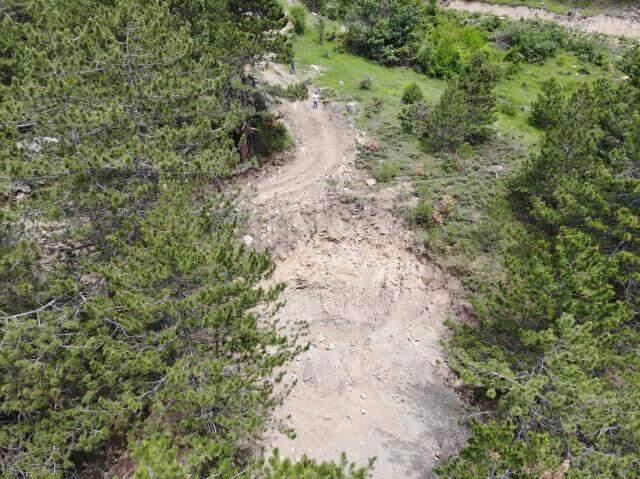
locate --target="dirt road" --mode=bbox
[246,67,467,478]
[444,0,640,40]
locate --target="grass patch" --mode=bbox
[293,21,614,149]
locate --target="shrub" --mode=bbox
[316,17,326,44]
[301,0,324,13]
[530,78,564,129]
[493,20,566,64]
[265,81,310,101]
[620,45,640,88]
[498,97,517,116]
[326,24,338,41]
[413,199,434,226]
[343,0,423,65]
[364,97,384,118]
[289,4,308,35]
[360,73,373,90]
[570,35,606,66]
[417,21,487,78]
[401,82,424,104]
[373,161,401,183]
[398,101,428,135]
[253,118,293,156]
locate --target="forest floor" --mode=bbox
[242,65,468,478]
[445,0,640,40]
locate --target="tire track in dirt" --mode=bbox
[243,66,467,478]
[444,0,640,40]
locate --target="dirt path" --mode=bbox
[444,0,640,40]
[244,67,467,478]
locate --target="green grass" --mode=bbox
[293,21,613,148]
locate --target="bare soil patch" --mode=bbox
[244,66,467,478]
[445,0,640,40]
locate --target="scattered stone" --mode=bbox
[366,179,377,186]
[242,235,254,247]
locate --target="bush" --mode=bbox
[326,24,338,41]
[364,97,384,118]
[417,21,487,78]
[398,101,428,134]
[570,35,606,66]
[343,0,423,65]
[373,161,401,183]
[621,45,640,88]
[413,199,434,226]
[360,73,373,90]
[401,82,424,104]
[316,17,326,44]
[265,81,310,101]
[301,0,324,13]
[498,97,517,116]
[289,4,308,35]
[530,78,564,129]
[253,119,293,156]
[493,20,566,64]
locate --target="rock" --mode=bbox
[310,64,321,71]
[323,414,332,420]
[346,102,358,114]
[360,408,367,415]
[339,80,344,86]
[360,392,367,399]
[14,183,32,194]
[242,235,254,247]
[366,179,377,186]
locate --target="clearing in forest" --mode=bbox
[244,66,468,478]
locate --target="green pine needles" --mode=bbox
[0,1,303,477]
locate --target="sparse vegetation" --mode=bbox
[401,82,424,104]
[290,4,308,35]
[359,73,373,90]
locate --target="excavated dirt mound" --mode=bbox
[242,66,467,478]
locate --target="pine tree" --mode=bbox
[423,51,499,150]
[0,1,302,477]
[531,77,565,129]
[442,77,640,478]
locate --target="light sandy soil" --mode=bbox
[444,0,640,40]
[243,67,467,478]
